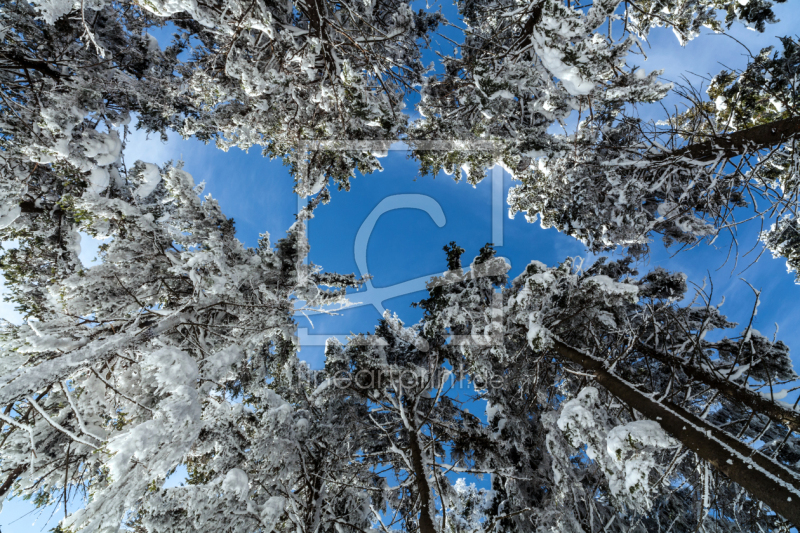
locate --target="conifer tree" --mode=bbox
[2,0,800,531]
[411,244,800,529]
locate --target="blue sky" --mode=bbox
[3,2,800,530]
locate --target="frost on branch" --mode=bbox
[413,246,800,530]
[412,0,672,184]
[556,387,678,511]
[0,135,363,529]
[4,0,440,202]
[506,37,800,257]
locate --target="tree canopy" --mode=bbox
[1,0,800,531]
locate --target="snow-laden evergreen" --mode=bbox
[2,0,437,203]
[412,245,800,530]
[412,0,799,257]
[0,145,362,529]
[1,0,800,530]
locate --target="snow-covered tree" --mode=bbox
[1,0,438,208]
[3,0,800,531]
[321,313,496,533]
[0,143,363,530]
[506,36,799,257]
[411,0,670,180]
[130,0,440,196]
[410,0,767,178]
[411,0,798,257]
[132,354,381,533]
[412,244,800,529]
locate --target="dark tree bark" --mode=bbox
[0,464,25,501]
[655,116,800,162]
[408,424,437,533]
[0,49,63,79]
[636,340,800,432]
[554,339,800,527]
[509,3,544,54]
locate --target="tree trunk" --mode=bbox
[299,0,338,77]
[553,339,800,527]
[654,116,800,162]
[408,427,437,533]
[0,49,63,79]
[0,464,25,502]
[510,4,544,54]
[636,340,800,432]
